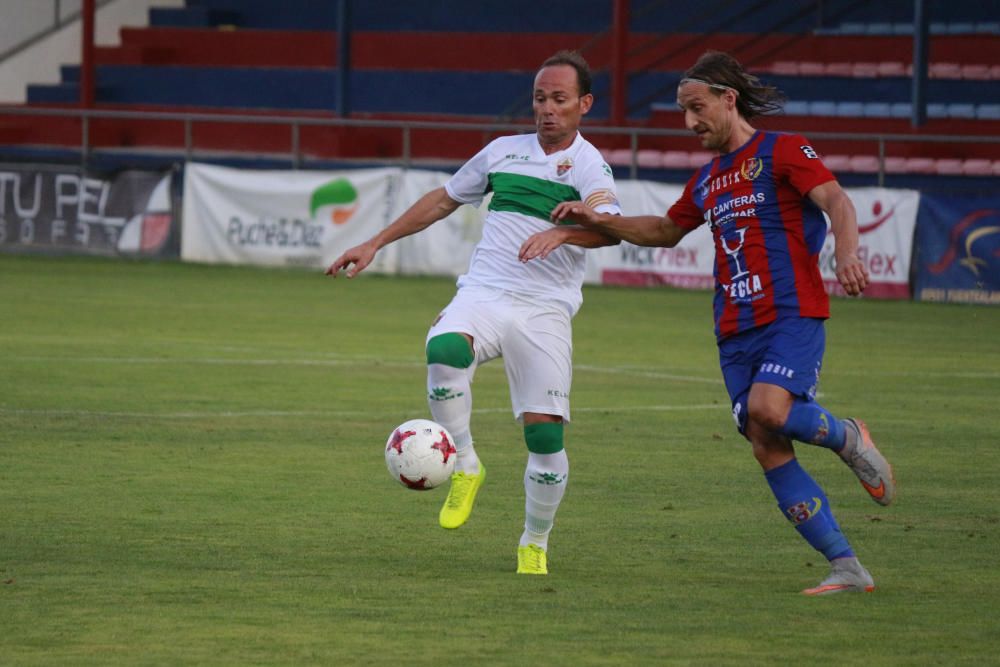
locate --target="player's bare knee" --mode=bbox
[747,399,788,433]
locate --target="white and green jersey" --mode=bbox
[445,132,621,316]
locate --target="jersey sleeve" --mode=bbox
[444,142,492,207]
[576,149,622,216]
[667,172,704,231]
[773,133,836,195]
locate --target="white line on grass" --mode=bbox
[0,403,724,421]
[18,354,999,381]
[14,355,725,384]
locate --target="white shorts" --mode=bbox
[426,286,573,422]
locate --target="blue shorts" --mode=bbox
[718,317,826,436]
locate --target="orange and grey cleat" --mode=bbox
[802,557,875,596]
[839,419,896,506]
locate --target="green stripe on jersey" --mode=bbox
[487,172,581,223]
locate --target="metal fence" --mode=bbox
[1,105,997,185]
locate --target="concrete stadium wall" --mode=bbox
[0,0,184,103]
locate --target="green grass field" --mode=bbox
[2,253,999,666]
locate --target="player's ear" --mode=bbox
[579,93,594,115]
[724,89,738,109]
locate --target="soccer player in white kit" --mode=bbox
[326,51,621,574]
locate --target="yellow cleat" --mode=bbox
[516,544,548,575]
[438,465,485,529]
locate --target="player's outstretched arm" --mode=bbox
[808,181,869,296]
[325,187,461,278]
[550,201,688,248]
[519,225,619,262]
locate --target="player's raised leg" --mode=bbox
[517,419,568,575]
[427,332,485,529]
[837,418,896,506]
[778,403,896,506]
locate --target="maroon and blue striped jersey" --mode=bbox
[668,131,836,341]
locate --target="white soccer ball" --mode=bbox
[385,419,456,490]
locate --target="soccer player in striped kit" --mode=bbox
[523,51,896,595]
[328,51,622,575]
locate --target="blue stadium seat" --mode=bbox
[783,100,810,115]
[889,102,912,118]
[863,102,891,117]
[947,103,977,118]
[807,101,838,116]
[835,101,865,116]
[975,104,1000,120]
[927,103,948,118]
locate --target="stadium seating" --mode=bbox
[1,0,997,190]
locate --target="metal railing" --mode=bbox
[1,105,997,185]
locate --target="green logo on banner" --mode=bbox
[310,179,359,225]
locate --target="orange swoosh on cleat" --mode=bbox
[861,479,886,499]
[803,584,852,595]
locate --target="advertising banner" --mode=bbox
[180,163,920,302]
[818,188,919,299]
[588,184,919,300]
[0,164,177,257]
[392,169,485,277]
[584,180,713,288]
[182,163,403,271]
[913,194,1000,305]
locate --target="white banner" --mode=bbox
[392,169,485,277]
[818,188,919,299]
[182,163,402,270]
[181,163,488,275]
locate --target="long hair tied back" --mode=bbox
[683,51,785,119]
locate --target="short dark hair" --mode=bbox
[683,51,785,119]
[539,50,592,97]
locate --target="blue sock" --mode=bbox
[764,458,854,560]
[780,399,846,450]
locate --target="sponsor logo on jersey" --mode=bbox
[759,362,795,380]
[740,157,764,180]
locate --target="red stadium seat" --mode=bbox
[848,155,880,172]
[661,151,691,168]
[904,157,937,173]
[884,156,909,173]
[798,62,826,75]
[960,64,992,80]
[636,149,663,168]
[877,61,906,77]
[851,62,880,77]
[769,61,799,75]
[688,151,713,168]
[934,158,964,174]
[824,62,854,76]
[822,154,851,171]
[960,159,992,175]
[605,149,632,166]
